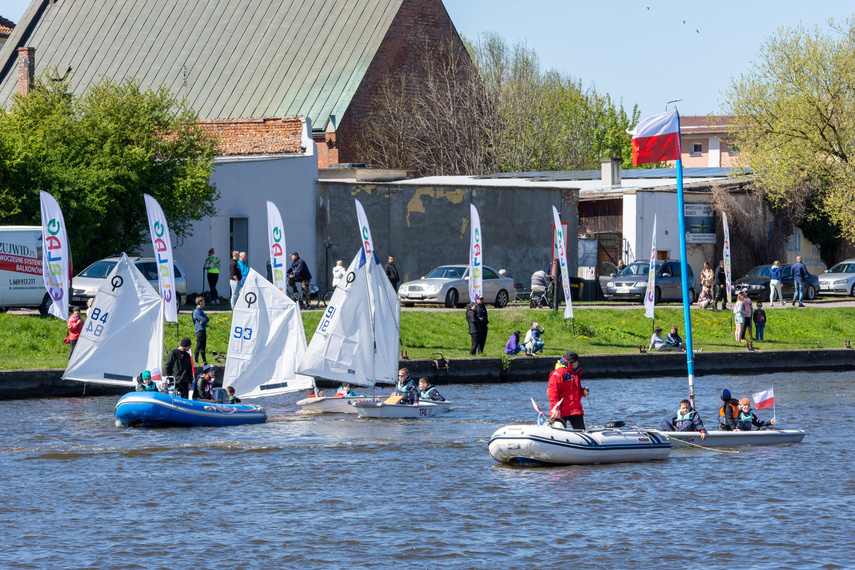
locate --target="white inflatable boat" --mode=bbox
[488,423,671,466]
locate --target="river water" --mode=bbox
[1,371,852,569]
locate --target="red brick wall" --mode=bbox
[334,0,469,165]
[197,117,304,156]
[314,132,338,168]
[17,47,35,96]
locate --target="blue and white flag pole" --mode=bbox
[675,158,696,407]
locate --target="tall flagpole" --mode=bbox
[675,156,695,407]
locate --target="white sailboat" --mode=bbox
[295,248,400,413]
[222,268,313,398]
[65,253,266,427]
[64,253,165,387]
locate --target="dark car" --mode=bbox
[733,264,818,301]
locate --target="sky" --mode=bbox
[3,0,855,120]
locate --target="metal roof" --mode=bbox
[0,0,402,130]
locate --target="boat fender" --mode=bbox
[605,421,625,428]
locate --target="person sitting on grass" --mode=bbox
[659,399,706,440]
[665,326,687,351]
[418,377,446,402]
[226,386,241,404]
[734,398,776,431]
[649,326,679,352]
[524,322,545,355]
[504,331,523,356]
[697,285,713,310]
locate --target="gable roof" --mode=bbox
[0,0,403,130]
[680,115,737,136]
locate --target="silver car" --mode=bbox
[604,260,696,303]
[818,258,855,296]
[398,264,517,308]
[71,256,188,307]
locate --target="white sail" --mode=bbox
[64,253,164,387]
[298,249,400,387]
[223,269,313,398]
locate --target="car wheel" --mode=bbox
[494,290,509,308]
[806,285,816,301]
[654,287,662,305]
[38,293,53,315]
[851,283,855,297]
[444,289,458,308]
[688,288,696,304]
[403,302,414,308]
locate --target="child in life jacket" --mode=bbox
[719,389,740,430]
[335,384,356,398]
[734,397,776,431]
[418,377,446,402]
[659,399,706,440]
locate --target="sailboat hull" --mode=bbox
[295,395,376,414]
[654,429,806,447]
[115,392,267,427]
[353,400,452,418]
[489,424,671,466]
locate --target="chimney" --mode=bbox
[17,46,35,96]
[601,157,622,187]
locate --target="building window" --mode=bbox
[728,143,740,155]
[691,143,703,155]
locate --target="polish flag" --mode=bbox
[627,108,682,166]
[752,387,775,410]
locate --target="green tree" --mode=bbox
[725,18,855,241]
[0,75,219,267]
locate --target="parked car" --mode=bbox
[398,264,517,308]
[604,260,696,304]
[733,263,818,301]
[817,259,855,296]
[0,225,58,314]
[71,256,187,307]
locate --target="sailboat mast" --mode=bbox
[675,158,696,407]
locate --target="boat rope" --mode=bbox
[668,438,739,453]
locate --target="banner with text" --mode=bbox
[39,191,70,320]
[144,194,177,322]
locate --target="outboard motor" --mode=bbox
[211,387,228,404]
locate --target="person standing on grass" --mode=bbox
[475,296,489,354]
[742,293,754,341]
[733,292,748,343]
[753,301,767,342]
[713,260,728,310]
[466,302,479,355]
[769,260,784,306]
[203,248,221,305]
[193,296,209,366]
[229,250,241,309]
[65,307,84,359]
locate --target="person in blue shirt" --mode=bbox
[791,256,808,307]
[418,377,446,401]
[395,368,419,405]
[193,296,210,365]
[769,260,784,306]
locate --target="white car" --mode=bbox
[398,264,517,308]
[818,259,855,296]
[71,256,187,307]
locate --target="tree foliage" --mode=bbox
[725,18,855,242]
[0,75,219,267]
[357,34,639,177]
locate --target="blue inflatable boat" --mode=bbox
[115,391,267,427]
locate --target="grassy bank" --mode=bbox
[2,305,853,370]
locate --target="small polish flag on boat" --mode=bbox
[627,108,682,166]
[752,387,775,410]
[150,367,163,384]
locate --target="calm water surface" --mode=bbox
[1,372,853,569]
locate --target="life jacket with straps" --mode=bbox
[719,401,738,418]
[420,386,437,398]
[396,377,415,395]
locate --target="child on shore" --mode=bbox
[753,301,767,342]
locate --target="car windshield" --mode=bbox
[828,262,855,274]
[745,266,771,278]
[77,260,118,279]
[425,266,465,279]
[619,263,651,277]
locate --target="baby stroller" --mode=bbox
[529,270,551,309]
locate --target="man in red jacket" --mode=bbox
[548,351,590,430]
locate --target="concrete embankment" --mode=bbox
[2,348,853,400]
